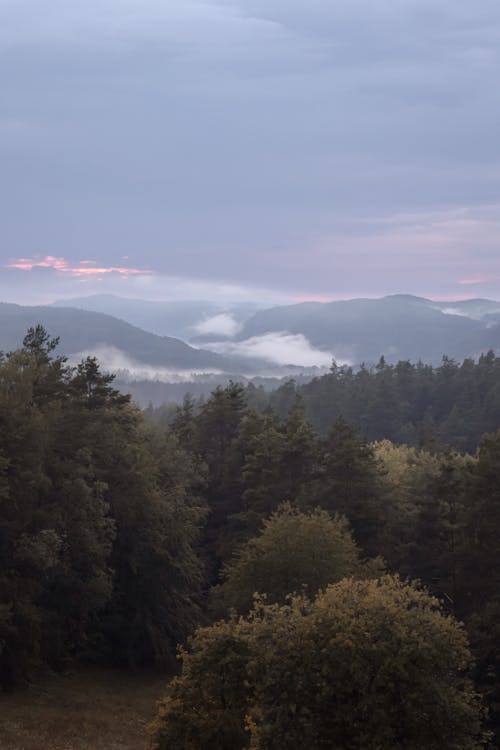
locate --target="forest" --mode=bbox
[2,327,500,748]
[246,353,500,452]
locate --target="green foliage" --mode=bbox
[468,601,500,740]
[374,441,463,580]
[191,382,247,567]
[3,328,500,744]
[220,400,319,560]
[463,431,500,609]
[0,328,207,684]
[230,410,288,543]
[279,396,317,500]
[268,352,500,452]
[153,618,251,750]
[213,503,379,615]
[373,439,441,569]
[99,424,208,669]
[153,576,486,750]
[174,387,320,571]
[302,419,386,555]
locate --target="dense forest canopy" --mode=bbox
[266,353,500,452]
[146,352,500,453]
[2,328,500,747]
[0,326,207,681]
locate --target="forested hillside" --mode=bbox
[236,295,500,364]
[262,353,500,452]
[2,328,500,747]
[52,294,260,341]
[0,303,233,370]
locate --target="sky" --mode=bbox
[1,0,500,305]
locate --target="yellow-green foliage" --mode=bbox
[212,503,381,615]
[153,576,486,750]
[153,618,251,750]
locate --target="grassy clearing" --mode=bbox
[0,667,167,750]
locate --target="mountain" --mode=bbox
[0,303,238,371]
[432,298,500,320]
[235,295,500,364]
[51,294,260,340]
[5,295,500,389]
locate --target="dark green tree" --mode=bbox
[191,383,248,569]
[0,329,208,683]
[303,419,386,555]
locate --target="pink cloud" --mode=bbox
[457,276,500,286]
[6,255,153,278]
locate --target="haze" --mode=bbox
[1,0,500,304]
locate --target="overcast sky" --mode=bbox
[1,0,500,304]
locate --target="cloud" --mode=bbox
[193,313,241,337]
[1,1,500,301]
[70,345,223,382]
[439,307,471,317]
[69,342,334,385]
[457,277,500,286]
[5,255,153,278]
[203,331,341,367]
[433,299,500,320]
[0,263,290,307]
[303,203,500,298]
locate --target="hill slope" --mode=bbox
[0,303,234,371]
[52,294,259,340]
[237,295,500,364]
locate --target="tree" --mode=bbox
[20,324,69,405]
[461,431,500,612]
[84,417,208,670]
[0,329,208,683]
[279,397,317,500]
[169,393,198,445]
[233,410,287,541]
[192,382,247,569]
[212,503,379,615]
[217,403,318,560]
[153,576,486,750]
[373,440,441,572]
[468,601,500,743]
[153,618,251,750]
[0,333,115,681]
[303,418,386,555]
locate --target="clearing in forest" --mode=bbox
[0,667,166,750]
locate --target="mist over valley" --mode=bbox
[2,293,500,406]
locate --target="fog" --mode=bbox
[201,331,343,368]
[70,345,223,383]
[193,313,242,337]
[68,333,340,384]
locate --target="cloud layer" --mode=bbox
[6,255,151,278]
[70,345,223,382]
[204,331,339,367]
[1,0,500,301]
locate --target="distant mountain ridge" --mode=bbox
[5,295,500,381]
[0,303,238,371]
[51,294,260,340]
[235,294,500,364]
